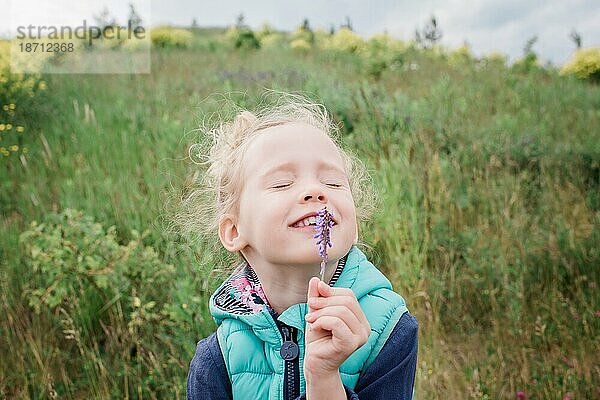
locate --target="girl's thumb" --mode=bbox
[307,277,320,311]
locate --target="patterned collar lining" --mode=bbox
[214,253,349,316]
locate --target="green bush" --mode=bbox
[20,209,174,314]
[512,53,541,74]
[18,209,182,397]
[223,27,260,50]
[360,34,409,78]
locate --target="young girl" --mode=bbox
[183,93,418,399]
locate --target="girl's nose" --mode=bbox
[302,186,327,203]
[303,193,326,202]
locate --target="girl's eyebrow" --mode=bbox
[260,161,345,178]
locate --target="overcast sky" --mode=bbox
[4,0,600,65]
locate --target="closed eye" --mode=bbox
[271,182,342,189]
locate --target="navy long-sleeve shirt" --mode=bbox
[187,311,418,399]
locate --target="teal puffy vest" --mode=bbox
[209,245,409,399]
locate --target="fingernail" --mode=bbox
[305,313,313,320]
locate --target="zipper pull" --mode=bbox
[281,326,290,341]
[280,326,299,361]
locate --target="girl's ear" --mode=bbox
[219,213,247,252]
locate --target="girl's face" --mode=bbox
[226,122,358,268]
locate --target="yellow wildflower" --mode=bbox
[23,146,29,154]
[8,103,15,110]
[39,81,47,90]
[5,124,11,130]
[16,126,24,133]
[2,105,7,111]
[330,28,364,53]
[290,38,311,51]
[560,47,600,80]
[9,145,18,152]
[0,124,5,131]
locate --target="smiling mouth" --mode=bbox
[289,213,338,228]
[290,222,337,229]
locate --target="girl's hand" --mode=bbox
[304,277,371,376]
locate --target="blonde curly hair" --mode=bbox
[168,92,378,268]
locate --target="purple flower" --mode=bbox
[516,391,526,399]
[313,206,334,280]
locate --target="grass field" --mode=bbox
[1,29,599,399]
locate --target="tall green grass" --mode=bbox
[1,31,598,399]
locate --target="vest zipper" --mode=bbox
[278,323,300,400]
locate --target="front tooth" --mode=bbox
[307,216,317,225]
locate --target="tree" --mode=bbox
[523,35,537,56]
[230,13,259,50]
[301,18,311,32]
[91,6,117,46]
[569,30,582,49]
[128,3,143,28]
[191,18,199,29]
[94,6,117,30]
[236,13,247,29]
[415,15,442,49]
[341,16,353,31]
[294,18,315,44]
[513,35,539,73]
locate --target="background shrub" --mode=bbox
[560,47,600,82]
[150,27,193,48]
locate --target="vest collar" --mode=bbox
[209,245,393,344]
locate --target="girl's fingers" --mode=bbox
[307,277,321,313]
[308,277,321,298]
[317,280,354,298]
[309,285,370,330]
[309,315,357,348]
[311,315,368,355]
[305,305,363,336]
[307,280,370,340]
